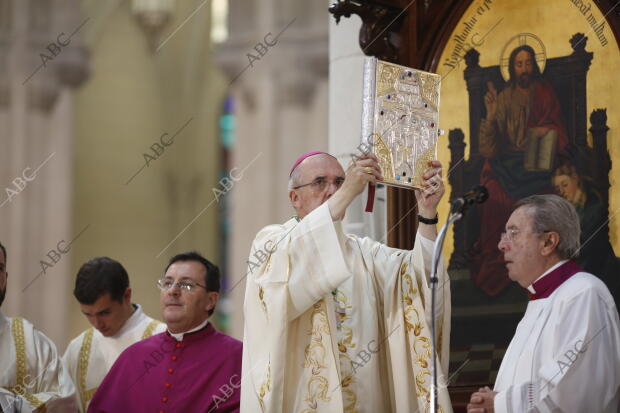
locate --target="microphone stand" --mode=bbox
[429,185,487,412]
[429,209,462,413]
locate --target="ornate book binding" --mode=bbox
[362,57,441,189]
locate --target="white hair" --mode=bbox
[514,194,581,259]
[288,167,302,191]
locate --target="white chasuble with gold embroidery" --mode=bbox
[62,304,165,412]
[0,313,77,412]
[240,203,452,413]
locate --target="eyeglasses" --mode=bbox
[293,177,345,192]
[157,278,207,292]
[500,229,549,242]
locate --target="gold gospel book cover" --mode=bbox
[361,57,441,189]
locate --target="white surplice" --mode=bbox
[241,203,452,413]
[494,272,620,413]
[0,312,77,413]
[62,304,165,412]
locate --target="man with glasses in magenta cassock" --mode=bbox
[88,252,242,413]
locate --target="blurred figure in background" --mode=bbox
[552,163,619,308]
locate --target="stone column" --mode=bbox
[328,6,387,241]
[215,0,329,339]
[0,0,89,348]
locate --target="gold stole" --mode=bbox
[3,318,47,412]
[78,319,162,411]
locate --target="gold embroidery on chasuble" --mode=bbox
[264,253,272,273]
[141,320,161,339]
[257,240,278,319]
[300,301,332,412]
[258,361,271,413]
[258,286,268,317]
[6,318,46,412]
[400,263,435,407]
[11,318,27,387]
[333,290,359,413]
[78,328,97,410]
[256,245,277,412]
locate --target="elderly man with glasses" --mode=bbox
[88,252,242,413]
[241,151,453,413]
[467,195,620,413]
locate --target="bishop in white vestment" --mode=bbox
[467,195,620,413]
[63,304,165,412]
[241,152,452,413]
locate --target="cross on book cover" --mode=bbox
[361,57,441,189]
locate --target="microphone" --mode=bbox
[451,185,488,214]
